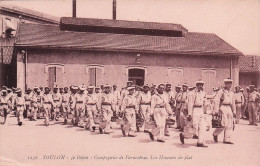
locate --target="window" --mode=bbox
[125,66,147,86]
[168,68,183,87]
[202,69,216,94]
[86,65,104,86]
[45,64,64,89]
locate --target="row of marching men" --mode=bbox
[1,79,259,148]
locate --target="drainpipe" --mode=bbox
[230,56,232,79]
[25,49,28,90]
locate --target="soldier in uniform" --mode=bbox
[99,85,113,134]
[213,79,236,144]
[175,85,182,130]
[30,87,40,121]
[0,90,11,124]
[234,86,245,124]
[62,87,70,124]
[85,86,99,132]
[180,80,208,147]
[120,81,133,106]
[121,86,138,137]
[164,83,175,135]
[137,84,152,132]
[52,85,62,121]
[74,85,86,127]
[240,88,246,119]
[112,85,120,115]
[42,87,53,126]
[150,84,156,96]
[149,84,172,142]
[179,83,189,132]
[70,86,78,125]
[13,88,25,126]
[24,88,32,118]
[247,85,259,126]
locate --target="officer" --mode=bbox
[179,83,189,132]
[0,90,11,124]
[99,85,113,134]
[180,80,208,147]
[247,85,259,126]
[85,86,99,132]
[213,78,236,144]
[62,87,70,124]
[30,87,39,121]
[112,85,120,115]
[137,84,152,132]
[74,85,86,127]
[234,86,245,124]
[175,85,182,129]
[51,85,62,121]
[42,87,53,126]
[149,84,172,142]
[13,88,25,126]
[121,86,138,137]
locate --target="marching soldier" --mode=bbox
[164,83,174,136]
[42,87,53,126]
[179,83,189,132]
[85,86,99,132]
[30,87,40,121]
[99,85,113,134]
[62,87,70,124]
[0,90,11,124]
[74,85,86,127]
[13,88,25,126]
[180,80,208,147]
[24,88,32,118]
[120,81,133,105]
[150,84,156,96]
[137,84,152,132]
[149,84,172,142]
[112,85,120,115]
[52,85,62,121]
[175,85,182,130]
[121,86,138,137]
[70,86,78,125]
[247,85,259,126]
[213,79,236,144]
[240,88,246,119]
[234,86,245,124]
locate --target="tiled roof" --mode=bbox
[60,17,188,34]
[239,56,260,72]
[15,23,243,56]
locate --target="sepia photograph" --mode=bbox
[0,0,260,166]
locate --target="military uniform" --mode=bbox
[52,89,62,121]
[213,79,236,143]
[112,86,120,115]
[42,88,53,126]
[30,89,40,121]
[175,86,182,129]
[150,90,172,141]
[61,89,70,124]
[74,87,86,127]
[234,88,245,123]
[0,90,10,124]
[24,89,32,118]
[138,88,152,132]
[247,87,259,125]
[14,89,25,126]
[99,88,113,133]
[121,87,138,136]
[180,85,189,131]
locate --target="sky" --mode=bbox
[2,0,260,56]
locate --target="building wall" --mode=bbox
[17,49,238,94]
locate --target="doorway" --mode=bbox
[128,68,145,86]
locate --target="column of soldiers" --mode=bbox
[1,79,260,147]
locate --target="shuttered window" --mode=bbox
[87,65,104,87]
[202,69,216,94]
[46,64,64,89]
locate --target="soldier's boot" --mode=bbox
[197,143,208,148]
[213,134,218,143]
[180,133,185,144]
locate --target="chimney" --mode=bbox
[72,0,76,17]
[113,0,116,20]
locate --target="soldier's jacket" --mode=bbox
[0,95,10,105]
[85,93,99,105]
[180,91,188,110]
[62,92,70,105]
[121,94,138,112]
[42,93,53,104]
[175,92,182,109]
[248,91,260,102]
[98,93,113,111]
[14,95,26,107]
[214,88,236,114]
[120,88,128,105]
[234,92,245,105]
[137,91,152,106]
[75,93,86,104]
[24,93,32,105]
[150,93,172,114]
[52,92,62,107]
[112,90,120,105]
[69,92,77,109]
[165,90,175,105]
[187,89,207,116]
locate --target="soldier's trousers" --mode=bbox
[0,104,9,123]
[16,105,24,124]
[175,106,181,128]
[154,108,167,140]
[235,103,242,123]
[75,103,85,127]
[86,105,98,130]
[53,103,61,120]
[180,107,188,129]
[140,104,151,131]
[30,103,38,120]
[248,102,257,124]
[112,103,119,114]
[213,105,234,142]
[101,105,113,132]
[124,108,136,135]
[43,103,51,126]
[192,107,206,144]
[62,103,70,121]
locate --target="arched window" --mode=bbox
[126,66,147,86]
